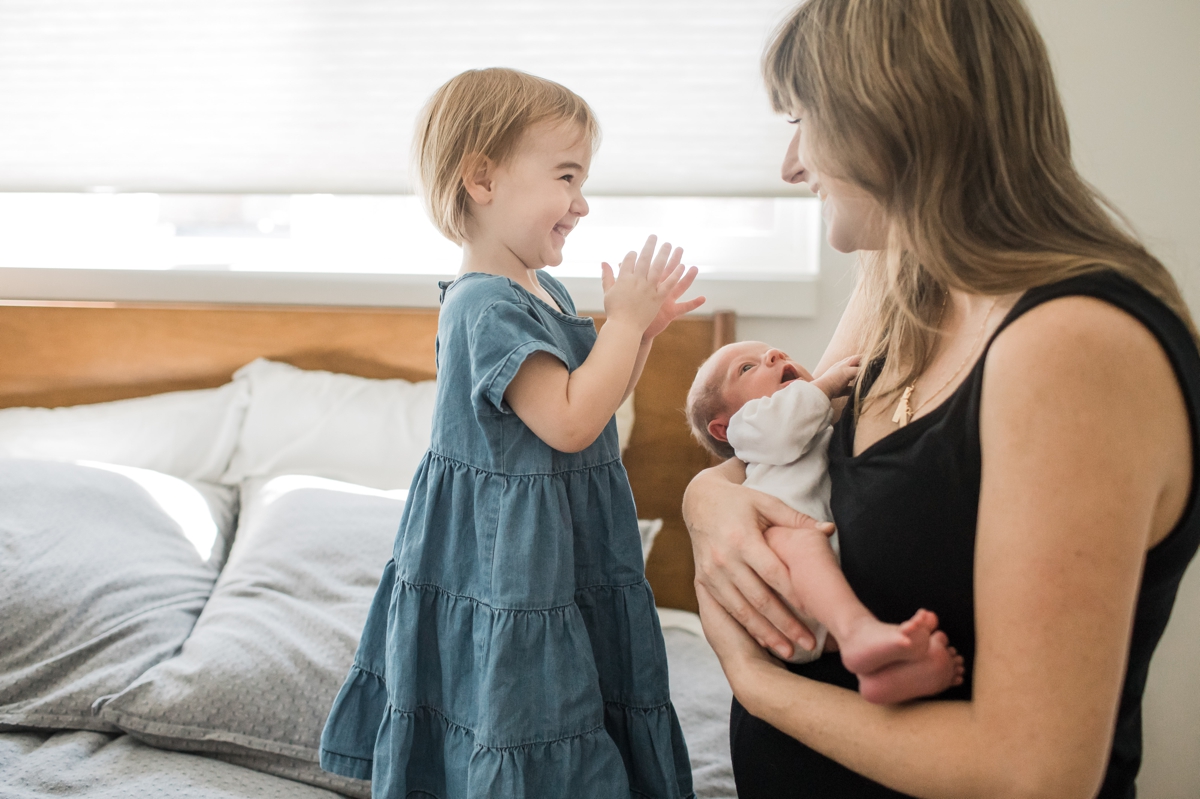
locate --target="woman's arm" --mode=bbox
[684,460,835,657]
[813,272,869,376]
[813,269,870,421]
[702,297,1192,799]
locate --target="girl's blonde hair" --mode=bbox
[413,68,600,245]
[763,0,1199,411]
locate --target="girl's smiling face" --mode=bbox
[484,120,591,270]
[781,114,890,254]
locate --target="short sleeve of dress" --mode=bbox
[469,298,570,414]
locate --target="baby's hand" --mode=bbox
[601,235,688,333]
[812,355,862,399]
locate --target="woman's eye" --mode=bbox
[787,117,801,125]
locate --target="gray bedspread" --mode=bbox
[662,625,737,799]
[0,620,735,799]
[0,730,342,798]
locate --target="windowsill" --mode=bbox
[0,268,818,319]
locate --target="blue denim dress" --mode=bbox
[320,272,693,799]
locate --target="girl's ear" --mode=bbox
[462,154,496,205]
[707,418,729,443]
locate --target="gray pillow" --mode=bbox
[97,476,403,798]
[0,459,235,731]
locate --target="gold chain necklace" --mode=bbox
[891,297,998,427]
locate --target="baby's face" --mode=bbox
[710,341,813,415]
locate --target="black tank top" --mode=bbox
[729,272,1200,799]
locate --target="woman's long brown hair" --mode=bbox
[764,0,1198,411]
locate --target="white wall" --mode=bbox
[740,1,1200,795]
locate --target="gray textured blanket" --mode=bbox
[0,620,735,799]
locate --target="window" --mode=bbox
[0,1,818,317]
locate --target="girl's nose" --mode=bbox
[572,194,589,218]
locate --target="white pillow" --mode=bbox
[616,393,635,453]
[221,359,438,491]
[639,518,664,561]
[0,382,250,482]
[222,360,636,491]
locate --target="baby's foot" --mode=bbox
[857,632,965,705]
[838,608,940,676]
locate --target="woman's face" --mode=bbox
[781,116,890,253]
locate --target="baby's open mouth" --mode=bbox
[780,364,799,383]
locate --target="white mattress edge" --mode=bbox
[657,607,707,639]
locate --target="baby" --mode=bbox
[687,341,964,704]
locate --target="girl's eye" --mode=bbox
[560,174,574,182]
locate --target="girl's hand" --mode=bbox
[600,235,687,333]
[684,461,834,659]
[641,262,706,343]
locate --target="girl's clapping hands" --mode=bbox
[601,235,704,335]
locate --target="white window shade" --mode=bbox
[0,0,805,196]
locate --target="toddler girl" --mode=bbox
[320,68,699,799]
[687,341,964,704]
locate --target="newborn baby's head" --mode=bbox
[686,341,814,458]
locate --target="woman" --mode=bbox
[684,1,1200,797]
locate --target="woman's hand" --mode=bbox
[683,459,836,659]
[696,583,783,695]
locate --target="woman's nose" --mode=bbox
[781,126,807,185]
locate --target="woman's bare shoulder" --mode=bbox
[987,294,1174,382]
[985,293,1166,391]
[983,293,1191,545]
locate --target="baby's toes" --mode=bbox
[901,609,940,636]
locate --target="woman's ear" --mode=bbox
[707,418,729,443]
[462,154,496,205]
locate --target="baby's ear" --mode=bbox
[707,418,729,443]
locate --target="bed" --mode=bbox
[0,299,738,799]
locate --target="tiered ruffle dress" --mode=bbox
[320,272,693,799]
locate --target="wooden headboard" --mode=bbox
[0,300,734,613]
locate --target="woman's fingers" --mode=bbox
[705,562,804,659]
[740,540,816,649]
[759,497,838,538]
[600,262,615,293]
[696,583,777,671]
